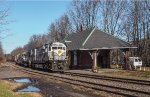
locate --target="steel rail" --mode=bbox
[64,72,150,86]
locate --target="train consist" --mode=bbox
[15,42,68,72]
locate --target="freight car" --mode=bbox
[15,42,68,72]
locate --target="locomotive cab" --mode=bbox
[48,42,67,61]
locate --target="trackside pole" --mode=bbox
[140,66,141,71]
[144,67,145,71]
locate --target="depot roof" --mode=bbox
[63,27,137,50]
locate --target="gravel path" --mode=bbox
[0,63,29,79]
[0,62,103,97]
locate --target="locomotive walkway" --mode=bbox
[8,62,150,97]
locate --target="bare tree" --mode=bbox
[100,0,128,36]
[58,14,72,40]
[0,1,9,34]
[68,0,100,32]
[122,0,150,65]
[125,0,149,42]
[48,22,59,42]
[99,0,150,66]
[11,47,25,57]
[48,14,72,42]
[0,41,5,62]
[0,1,9,62]
[24,34,49,51]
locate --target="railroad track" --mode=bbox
[64,72,150,86]
[9,63,150,97]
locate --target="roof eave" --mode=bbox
[78,46,137,51]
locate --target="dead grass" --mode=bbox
[2,80,42,97]
[0,63,6,67]
[100,69,150,80]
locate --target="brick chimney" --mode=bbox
[80,24,85,32]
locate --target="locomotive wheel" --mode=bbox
[52,63,58,71]
[58,63,65,72]
[46,63,51,70]
[48,63,53,71]
[24,63,28,67]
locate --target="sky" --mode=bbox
[1,0,71,54]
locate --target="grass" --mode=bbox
[0,80,41,97]
[100,69,150,81]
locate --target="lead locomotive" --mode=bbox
[15,42,67,72]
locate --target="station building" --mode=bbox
[64,27,136,71]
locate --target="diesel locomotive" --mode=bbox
[15,42,68,72]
